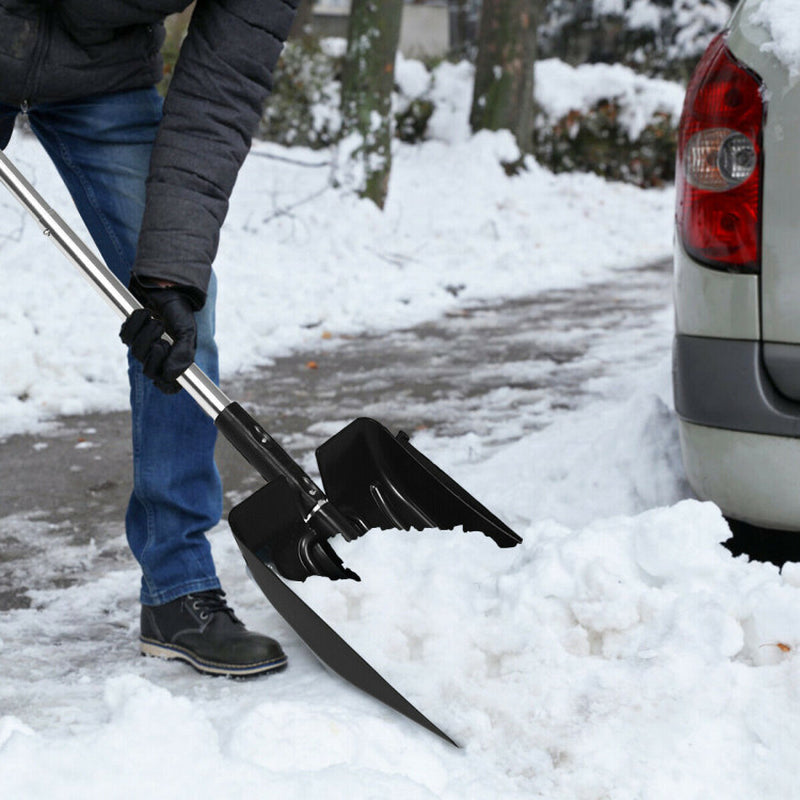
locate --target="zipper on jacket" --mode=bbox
[21,5,55,110]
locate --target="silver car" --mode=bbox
[673,0,800,531]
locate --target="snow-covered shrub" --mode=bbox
[257,36,344,148]
[532,58,686,187]
[395,97,436,143]
[392,52,438,143]
[534,101,677,186]
[259,39,441,149]
[539,0,735,79]
[257,33,689,188]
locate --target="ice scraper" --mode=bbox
[0,150,521,746]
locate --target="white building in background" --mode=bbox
[313,1,451,59]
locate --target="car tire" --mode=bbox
[723,517,800,568]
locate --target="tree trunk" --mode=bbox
[339,0,404,209]
[469,0,539,153]
[289,0,315,41]
[448,0,474,58]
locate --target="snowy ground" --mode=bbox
[3,54,800,799]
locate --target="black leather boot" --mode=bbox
[140,589,287,676]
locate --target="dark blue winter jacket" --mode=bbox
[0,0,298,303]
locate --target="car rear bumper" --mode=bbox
[679,419,800,530]
[675,333,800,529]
[674,334,800,438]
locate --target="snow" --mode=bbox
[534,58,686,139]
[626,0,662,31]
[395,52,432,101]
[3,54,799,800]
[0,70,675,438]
[750,0,800,78]
[594,0,626,15]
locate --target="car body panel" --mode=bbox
[673,235,760,339]
[679,420,800,530]
[674,0,800,529]
[674,334,800,436]
[728,1,800,346]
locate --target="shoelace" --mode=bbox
[185,590,242,624]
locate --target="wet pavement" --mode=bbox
[0,259,673,609]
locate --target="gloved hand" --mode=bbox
[0,115,13,150]
[120,280,198,395]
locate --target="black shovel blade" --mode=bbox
[233,533,460,748]
[316,418,522,547]
[229,477,360,582]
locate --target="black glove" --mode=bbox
[120,281,198,395]
[0,115,13,150]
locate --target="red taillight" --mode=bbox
[676,34,765,273]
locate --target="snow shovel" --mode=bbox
[0,149,521,746]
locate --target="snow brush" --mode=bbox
[0,150,521,747]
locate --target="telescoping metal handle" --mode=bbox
[0,149,230,420]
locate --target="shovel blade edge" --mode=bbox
[234,535,460,748]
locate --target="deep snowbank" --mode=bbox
[2,452,800,798]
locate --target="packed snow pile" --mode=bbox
[750,0,800,78]
[3,455,800,797]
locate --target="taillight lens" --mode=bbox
[676,34,765,273]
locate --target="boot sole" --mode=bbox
[140,636,288,677]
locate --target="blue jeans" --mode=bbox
[1,89,223,605]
